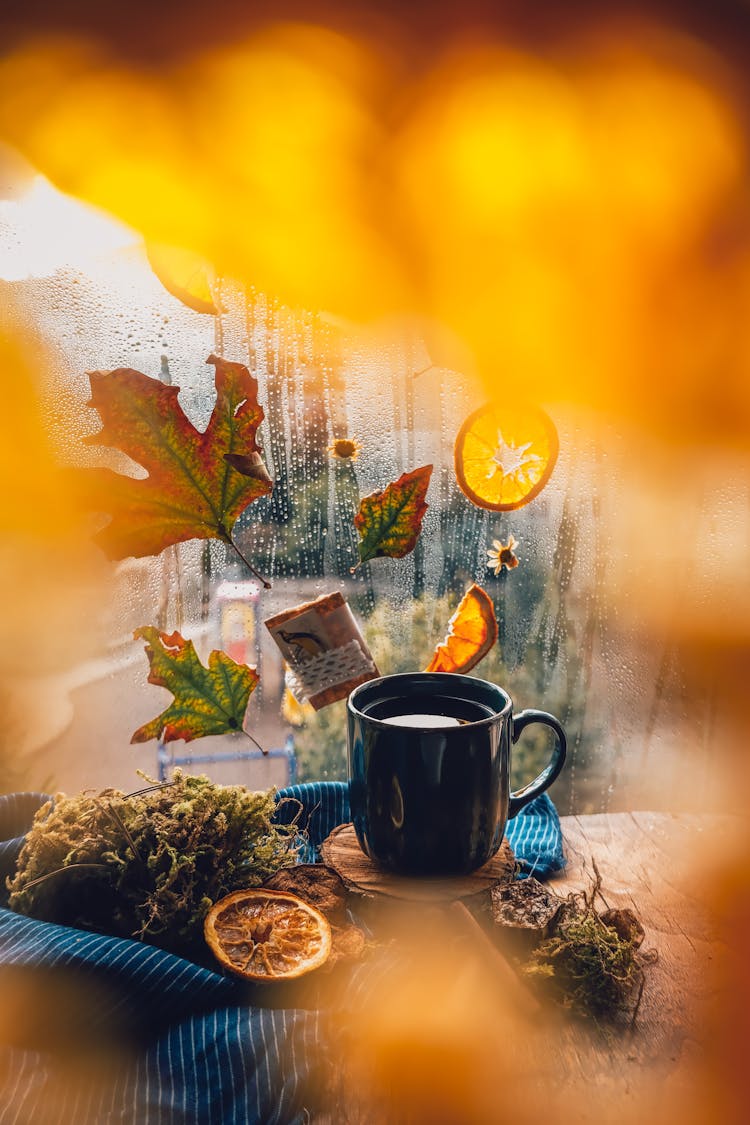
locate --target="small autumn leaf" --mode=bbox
[75,354,273,570]
[352,465,433,569]
[131,626,260,745]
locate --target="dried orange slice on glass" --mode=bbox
[204,888,332,981]
[426,584,498,674]
[454,402,558,511]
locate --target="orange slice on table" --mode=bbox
[146,242,222,316]
[454,402,559,511]
[204,889,332,981]
[426,584,498,674]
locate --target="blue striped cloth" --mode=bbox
[0,784,563,1123]
[274,782,564,878]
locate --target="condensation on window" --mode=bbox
[0,177,727,816]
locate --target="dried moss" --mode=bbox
[7,772,300,959]
[521,864,655,1023]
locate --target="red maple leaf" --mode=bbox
[77,354,273,563]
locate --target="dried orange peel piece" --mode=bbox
[204,888,332,981]
[454,402,558,511]
[425,584,498,674]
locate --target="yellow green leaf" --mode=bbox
[131,626,260,745]
[353,465,432,568]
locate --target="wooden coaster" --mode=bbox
[320,823,515,903]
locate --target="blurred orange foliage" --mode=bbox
[0,24,748,448]
[0,313,106,676]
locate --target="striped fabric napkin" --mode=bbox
[0,784,563,1124]
[273,781,564,878]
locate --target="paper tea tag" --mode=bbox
[264,593,379,710]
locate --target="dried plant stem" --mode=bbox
[23,863,110,890]
[126,780,175,799]
[222,533,271,589]
[102,800,143,864]
[243,728,267,755]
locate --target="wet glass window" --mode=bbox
[0,166,733,816]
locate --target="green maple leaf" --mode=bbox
[353,464,433,568]
[77,354,273,562]
[131,626,260,744]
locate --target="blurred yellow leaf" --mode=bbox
[146,242,221,315]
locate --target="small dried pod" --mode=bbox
[265,864,349,926]
[490,877,564,955]
[599,907,645,948]
[327,922,367,969]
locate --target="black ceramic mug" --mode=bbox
[347,671,567,876]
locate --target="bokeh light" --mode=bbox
[1,7,750,1121]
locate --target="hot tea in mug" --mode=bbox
[347,672,567,876]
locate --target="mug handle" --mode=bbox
[508,709,567,818]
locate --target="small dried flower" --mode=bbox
[328,437,361,461]
[487,535,519,575]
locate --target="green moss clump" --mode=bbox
[7,772,299,959]
[521,867,654,1022]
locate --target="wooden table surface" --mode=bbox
[518,809,740,1125]
[316,811,737,1124]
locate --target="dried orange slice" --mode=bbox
[204,889,332,981]
[426,584,498,674]
[146,242,222,316]
[454,402,558,511]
